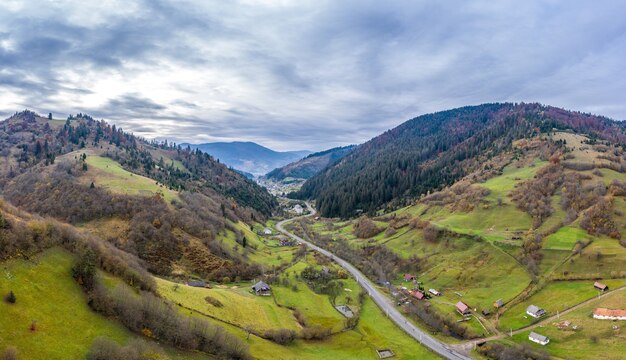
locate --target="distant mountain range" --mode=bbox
[265,145,356,180]
[181,141,311,176]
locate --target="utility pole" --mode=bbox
[510,328,512,337]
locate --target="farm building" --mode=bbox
[456,301,471,316]
[594,281,608,291]
[403,273,416,282]
[409,290,425,300]
[526,305,546,318]
[376,349,395,359]
[187,280,208,288]
[593,308,626,320]
[494,299,504,308]
[335,305,354,318]
[252,281,271,296]
[293,204,304,214]
[263,227,273,235]
[528,332,550,346]
[428,288,440,296]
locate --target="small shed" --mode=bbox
[263,228,273,235]
[252,281,271,296]
[482,309,491,316]
[403,273,416,282]
[428,288,440,296]
[293,204,304,214]
[494,299,504,308]
[335,305,354,318]
[526,305,546,318]
[594,281,608,292]
[456,301,471,316]
[376,349,395,359]
[528,332,550,346]
[187,280,208,288]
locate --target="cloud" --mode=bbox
[1,0,626,151]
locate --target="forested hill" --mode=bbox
[0,110,276,216]
[293,103,626,218]
[265,144,356,180]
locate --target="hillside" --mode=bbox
[294,103,626,218]
[182,141,311,176]
[265,145,356,181]
[0,110,277,279]
[292,128,626,360]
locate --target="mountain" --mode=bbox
[293,103,626,218]
[265,145,356,181]
[181,141,311,176]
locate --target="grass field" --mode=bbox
[543,226,589,250]
[0,248,130,359]
[497,279,626,331]
[156,277,300,333]
[510,289,626,360]
[83,155,178,203]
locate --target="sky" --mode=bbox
[1,1,626,151]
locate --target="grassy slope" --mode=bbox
[83,155,178,203]
[156,278,300,333]
[510,289,626,360]
[497,279,626,330]
[0,248,130,359]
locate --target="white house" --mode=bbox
[293,204,304,214]
[528,332,549,346]
[593,308,626,320]
[428,288,441,296]
[263,227,272,235]
[526,305,546,318]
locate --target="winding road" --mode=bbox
[276,202,472,360]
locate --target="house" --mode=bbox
[403,273,416,282]
[593,308,626,320]
[428,288,441,296]
[526,305,546,318]
[335,305,354,318]
[482,309,491,316]
[293,204,304,214]
[528,332,550,346]
[409,290,425,300]
[263,227,273,235]
[494,299,504,308]
[594,281,609,292]
[456,301,471,316]
[252,281,271,296]
[187,280,208,288]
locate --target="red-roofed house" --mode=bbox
[456,301,471,316]
[593,308,626,320]
[409,290,425,300]
[403,273,416,282]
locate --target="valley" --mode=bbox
[2,104,626,360]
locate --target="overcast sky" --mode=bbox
[1,1,625,151]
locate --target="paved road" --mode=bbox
[276,202,472,360]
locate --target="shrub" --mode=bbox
[352,217,382,238]
[4,291,16,304]
[300,325,331,340]
[87,336,169,360]
[263,329,296,345]
[1,346,18,360]
[204,296,223,307]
